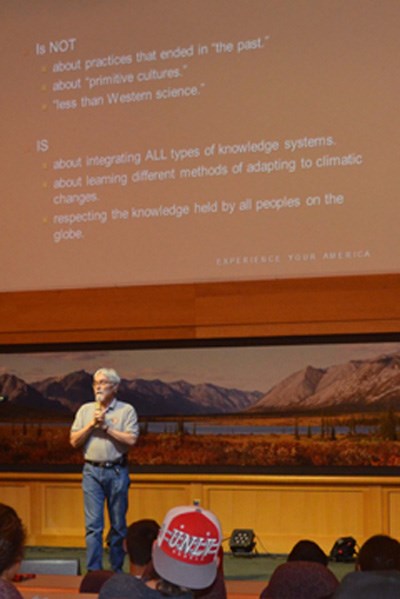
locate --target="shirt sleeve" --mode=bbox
[125,405,139,438]
[70,404,87,432]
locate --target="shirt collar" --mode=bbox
[98,397,117,412]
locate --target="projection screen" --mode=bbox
[1,0,399,291]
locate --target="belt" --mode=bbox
[85,455,127,468]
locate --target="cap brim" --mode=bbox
[152,542,217,590]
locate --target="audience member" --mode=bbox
[333,570,400,598]
[357,534,400,571]
[260,560,339,599]
[0,503,25,599]
[79,569,114,593]
[333,534,400,598]
[287,539,329,566]
[125,518,160,578]
[80,518,160,593]
[99,504,223,599]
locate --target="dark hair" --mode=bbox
[156,578,193,597]
[126,519,160,566]
[0,503,26,575]
[357,534,400,571]
[287,539,328,566]
[79,569,114,593]
[143,562,193,597]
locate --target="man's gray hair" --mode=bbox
[93,368,121,385]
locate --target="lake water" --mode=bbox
[144,422,375,436]
[0,421,376,436]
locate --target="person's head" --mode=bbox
[287,539,328,566]
[261,561,339,599]
[152,505,222,591]
[0,503,26,580]
[93,368,120,405]
[125,519,160,575]
[79,569,114,593]
[357,534,400,572]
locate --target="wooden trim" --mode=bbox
[0,274,399,345]
[1,471,400,486]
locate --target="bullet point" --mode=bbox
[42,181,48,189]
[41,84,47,92]
[41,104,48,110]
[41,66,48,73]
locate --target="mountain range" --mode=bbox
[249,352,400,413]
[0,370,262,417]
[0,350,400,418]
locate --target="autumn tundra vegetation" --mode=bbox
[1,410,400,468]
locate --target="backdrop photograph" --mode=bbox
[1,335,400,473]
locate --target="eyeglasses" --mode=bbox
[93,379,114,388]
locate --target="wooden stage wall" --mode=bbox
[2,472,400,554]
[0,273,400,551]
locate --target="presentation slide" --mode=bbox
[1,0,399,291]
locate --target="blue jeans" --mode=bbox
[82,463,130,571]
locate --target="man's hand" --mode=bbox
[71,407,107,447]
[93,407,106,428]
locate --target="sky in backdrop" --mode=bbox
[1,339,399,394]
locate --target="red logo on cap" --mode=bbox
[159,511,220,564]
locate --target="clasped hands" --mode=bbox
[93,407,108,430]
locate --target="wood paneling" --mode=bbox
[0,482,32,533]
[127,482,191,525]
[0,274,399,345]
[0,473,398,553]
[207,484,383,553]
[383,488,400,540]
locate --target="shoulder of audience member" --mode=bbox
[333,569,400,598]
[0,579,24,599]
[99,573,145,599]
[99,572,193,599]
